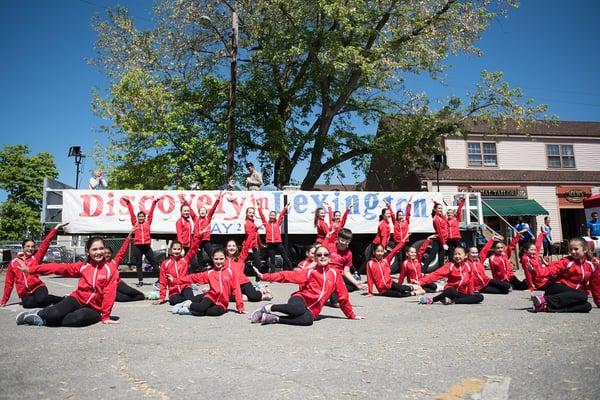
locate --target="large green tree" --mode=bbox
[93,0,549,189]
[0,145,58,240]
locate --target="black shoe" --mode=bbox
[136,281,143,287]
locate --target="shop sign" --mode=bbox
[557,186,591,206]
[458,186,528,199]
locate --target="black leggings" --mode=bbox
[21,286,63,308]
[433,287,484,304]
[509,276,529,291]
[194,241,214,272]
[480,279,511,295]
[266,243,293,271]
[421,283,438,293]
[544,283,592,313]
[116,281,145,302]
[382,282,413,298]
[168,287,200,305]
[240,282,262,302]
[250,247,263,272]
[189,297,226,317]
[133,244,158,282]
[271,296,314,326]
[38,296,101,327]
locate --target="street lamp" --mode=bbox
[432,153,446,192]
[199,10,238,181]
[68,146,85,189]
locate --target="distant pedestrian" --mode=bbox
[245,162,263,191]
[89,170,107,190]
[515,217,534,244]
[540,216,554,257]
[587,212,600,237]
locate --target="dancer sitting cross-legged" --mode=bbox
[167,248,245,317]
[250,245,365,326]
[416,247,484,306]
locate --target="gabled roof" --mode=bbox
[463,119,600,138]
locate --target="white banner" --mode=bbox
[61,190,443,235]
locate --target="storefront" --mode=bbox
[556,186,592,238]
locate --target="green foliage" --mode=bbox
[92,0,551,189]
[0,145,58,240]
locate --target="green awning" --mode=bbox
[482,199,549,217]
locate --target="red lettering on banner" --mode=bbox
[79,194,103,217]
[139,196,155,214]
[158,195,175,214]
[106,192,115,216]
[225,194,246,220]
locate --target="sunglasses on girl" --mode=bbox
[315,252,330,258]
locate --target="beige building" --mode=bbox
[419,121,600,242]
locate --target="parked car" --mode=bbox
[42,246,72,263]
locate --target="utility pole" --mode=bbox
[226,9,238,180]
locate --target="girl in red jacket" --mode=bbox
[446,196,466,256]
[520,231,550,290]
[249,245,364,326]
[296,244,317,270]
[397,235,438,293]
[325,201,355,244]
[366,238,423,298]
[1,223,68,308]
[386,198,412,266]
[242,204,263,273]
[466,237,510,294]
[488,231,529,290]
[168,248,245,316]
[15,234,131,327]
[154,235,202,306]
[431,201,449,266]
[258,203,292,271]
[175,199,198,272]
[313,207,330,244]
[104,244,146,302]
[193,192,223,270]
[417,247,484,305]
[225,239,272,302]
[125,196,162,287]
[528,237,599,313]
[372,207,393,251]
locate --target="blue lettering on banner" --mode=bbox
[272,191,283,213]
[363,193,379,220]
[310,194,328,209]
[413,198,427,218]
[333,191,340,210]
[294,194,308,213]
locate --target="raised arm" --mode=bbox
[340,204,352,228]
[32,226,60,264]
[456,197,466,223]
[146,197,160,225]
[405,202,412,226]
[277,205,288,226]
[257,207,268,226]
[125,198,137,226]
[387,203,396,224]
[417,238,432,263]
[206,192,222,221]
[386,238,408,264]
[328,205,334,226]
[479,238,495,261]
[256,268,308,285]
[184,235,203,264]
[418,262,451,286]
[535,231,547,252]
[506,232,523,258]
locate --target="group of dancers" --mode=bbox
[3,194,599,328]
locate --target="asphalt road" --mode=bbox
[1,271,598,400]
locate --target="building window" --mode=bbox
[547,144,575,168]
[467,142,497,167]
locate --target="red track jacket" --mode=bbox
[398,239,430,285]
[419,261,475,295]
[488,233,522,282]
[466,239,495,292]
[176,200,197,247]
[366,241,406,295]
[194,197,221,242]
[175,267,244,312]
[389,203,411,244]
[258,207,287,243]
[127,200,157,245]
[158,236,201,301]
[260,266,357,319]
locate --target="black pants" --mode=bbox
[480,279,511,295]
[329,275,357,304]
[189,296,226,317]
[266,243,293,271]
[509,276,529,291]
[382,282,413,298]
[421,283,438,293]
[133,244,158,282]
[241,282,262,302]
[271,296,314,326]
[21,286,63,308]
[542,240,553,257]
[195,241,214,271]
[433,287,484,304]
[168,287,200,305]
[250,247,263,273]
[38,296,101,327]
[116,281,145,302]
[544,283,592,313]
[435,239,446,267]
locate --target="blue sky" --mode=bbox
[1,0,599,195]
